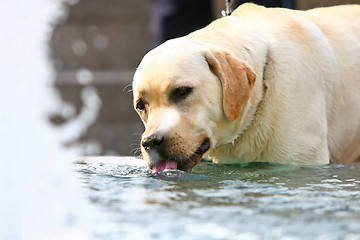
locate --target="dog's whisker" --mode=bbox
[132,133,143,137]
[129,142,140,146]
[130,147,142,157]
[123,83,132,92]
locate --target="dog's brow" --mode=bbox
[137,88,148,99]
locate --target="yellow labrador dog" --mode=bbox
[133,3,360,172]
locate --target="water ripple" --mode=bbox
[75,157,360,240]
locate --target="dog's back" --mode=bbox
[308,5,360,162]
[232,4,360,163]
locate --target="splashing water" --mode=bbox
[0,1,99,239]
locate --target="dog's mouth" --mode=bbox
[151,138,211,173]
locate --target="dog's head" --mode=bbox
[133,39,257,172]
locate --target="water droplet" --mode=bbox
[71,39,87,56]
[76,68,93,85]
[93,35,108,50]
[61,103,76,119]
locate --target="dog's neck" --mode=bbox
[207,48,271,161]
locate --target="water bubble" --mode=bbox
[76,68,93,85]
[321,179,342,183]
[152,169,183,179]
[71,39,87,57]
[59,86,101,145]
[93,35,108,50]
[61,102,76,119]
[345,179,356,182]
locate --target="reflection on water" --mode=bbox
[75,157,360,240]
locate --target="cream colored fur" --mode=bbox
[133,3,360,170]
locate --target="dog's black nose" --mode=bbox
[142,134,164,151]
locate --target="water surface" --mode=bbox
[75,157,360,240]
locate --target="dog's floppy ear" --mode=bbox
[204,50,257,121]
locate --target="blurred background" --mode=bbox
[50,0,360,156]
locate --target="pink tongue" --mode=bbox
[152,161,178,173]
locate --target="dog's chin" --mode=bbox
[181,137,211,171]
[150,138,211,173]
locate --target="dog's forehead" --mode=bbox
[133,43,206,99]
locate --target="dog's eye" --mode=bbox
[136,100,146,111]
[171,87,193,102]
[177,87,190,95]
